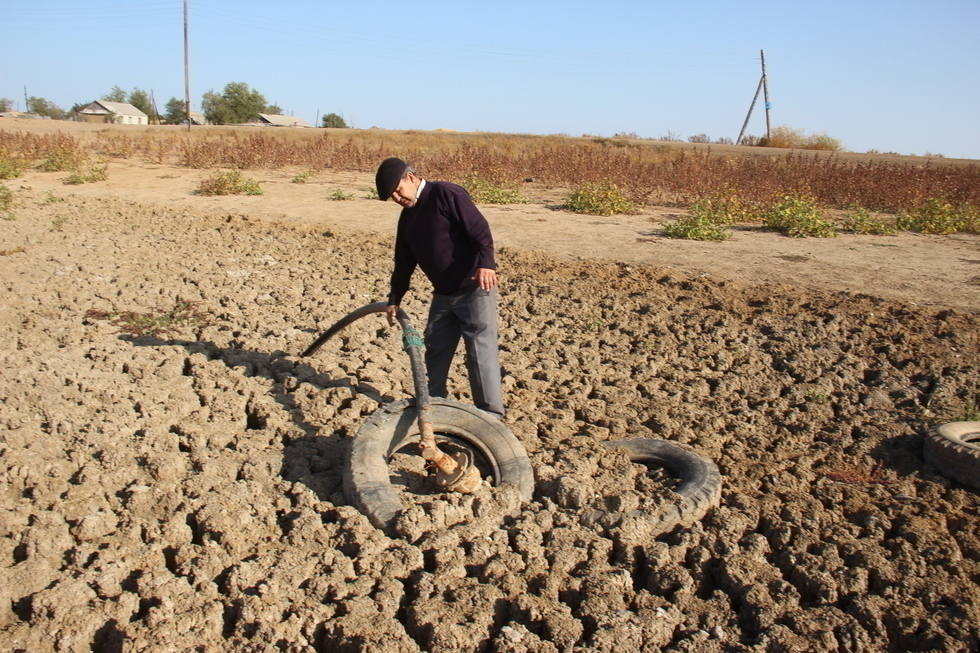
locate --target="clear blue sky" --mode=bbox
[3,0,978,159]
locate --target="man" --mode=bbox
[375,157,504,418]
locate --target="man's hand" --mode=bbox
[473,268,498,291]
[385,304,399,326]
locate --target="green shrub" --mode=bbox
[0,184,13,211]
[194,169,263,196]
[86,160,109,182]
[566,181,637,216]
[841,205,895,235]
[330,189,355,201]
[896,198,979,235]
[460,173,528,204]
[763,193,837,238]
[64,160,108,185]
[0,148,29,179]
[663,189,752,240]
[0,184,14,220]
[662,213,732,241]
[37,140,85,172]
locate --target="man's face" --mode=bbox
[391,172,421,208]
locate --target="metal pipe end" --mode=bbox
[435,449,482,493]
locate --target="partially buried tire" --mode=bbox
[344,398,534,530]
[601,438,722,536]
[924,421,980,489]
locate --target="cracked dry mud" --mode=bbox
[2,190,980,653]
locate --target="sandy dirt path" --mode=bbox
[10,157,980,314]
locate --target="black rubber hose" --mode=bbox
[300,301,433,426]
[301,301,392,358]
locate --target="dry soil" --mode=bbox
[2,124,980,653]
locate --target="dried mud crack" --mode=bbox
[2,192,979,653]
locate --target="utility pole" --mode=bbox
[149,89,160,124]
[761,49,771,142]
[736,50,771,145]
[183,0,191,131]
[24,85,29,113]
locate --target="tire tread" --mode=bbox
[603,438,722,536]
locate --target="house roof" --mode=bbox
[81,101,148,117]
[256,113,312,127]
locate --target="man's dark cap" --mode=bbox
[375,157,408,201]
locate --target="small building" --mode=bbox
[254,113,312,128]
[78,101,148,125]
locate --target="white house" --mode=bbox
[78,101,148,125]
[254,113,312,128]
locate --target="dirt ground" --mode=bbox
[2,129,980,652]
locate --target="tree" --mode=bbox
[68,103,88,119]
[0,98,14,112]
[164,97,187,124]
[322,112,348,128]
[202,82,277,125]
[27,97,66,120]
[127,88,151,116]
[102,86,127,102]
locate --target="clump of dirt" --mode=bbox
[1,191,979,653]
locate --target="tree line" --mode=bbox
[1,82,348,128]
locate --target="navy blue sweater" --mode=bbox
[387,181,496,305]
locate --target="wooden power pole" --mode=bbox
[736,50,771,145]
[761,49,771,141]
[184,0,191,131]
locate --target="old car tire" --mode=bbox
[601,438,722,536]
[344,398,534,530]
[924,421,980,489]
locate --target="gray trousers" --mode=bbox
[424,287,504,416]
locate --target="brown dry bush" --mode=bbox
[765,125,843,151]
[179,138,224,168]
[0,131,69,162]
[92,131,182,165]
[647,152,980,213]
[93,132,139,158]
[194,169,263,196]
[85,300,212,338]
[4,128,979,214]
[0,132,87,172]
